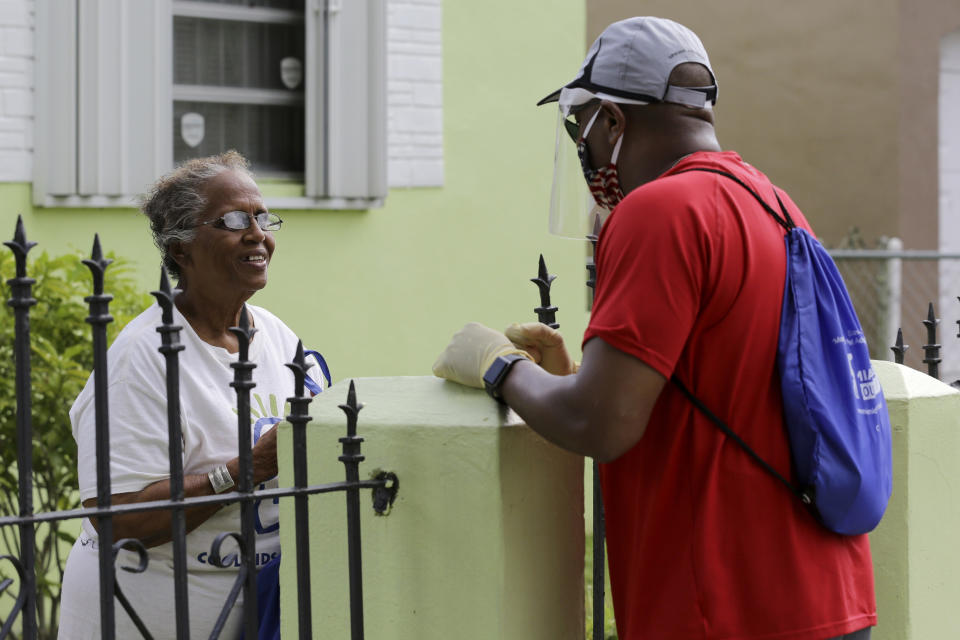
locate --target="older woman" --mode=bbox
[58,151,324,639]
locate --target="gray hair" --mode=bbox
[139,150,253,280]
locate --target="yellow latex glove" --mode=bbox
[504,322,578,376]
[433,322,532,388]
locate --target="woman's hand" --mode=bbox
[250,424,278,485]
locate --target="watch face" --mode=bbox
[484,354,527,400]
[483,357,509,387]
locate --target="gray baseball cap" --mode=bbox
[538,17,718,109]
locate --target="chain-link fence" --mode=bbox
[830,239,960,384]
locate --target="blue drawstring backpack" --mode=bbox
[672,168,893,536]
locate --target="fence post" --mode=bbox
[922,303,941,380]
[886,237,903,351]
[530,253,606,640]
[585,217,607,640]
[82,234,117,640]
[228,307,258,639]
[4,216,38,639]
[339,381,366,640]
[151,268,190,639]
[285,342,315,640]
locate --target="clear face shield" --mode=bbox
[548,88,611,239]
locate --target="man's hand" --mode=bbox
[433,322,531,388]
[505,322,577,376]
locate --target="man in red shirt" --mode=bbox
[433,17,876,639]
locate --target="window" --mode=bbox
[34,0,387,208]
[172,1,306,176]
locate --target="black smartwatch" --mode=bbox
[483,354,528,402]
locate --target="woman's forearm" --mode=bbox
[83,423,278,547]
[82,459,246,548]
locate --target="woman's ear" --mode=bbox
[169,242,188,268]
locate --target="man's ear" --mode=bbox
[599,100,626,146]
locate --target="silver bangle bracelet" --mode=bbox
[208,464,235,494]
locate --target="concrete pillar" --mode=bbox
[871,361,960,639]
[277,376,585,639]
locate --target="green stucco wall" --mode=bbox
[0,0,588,383]
[277,376,585,639]
[870,361,960,639]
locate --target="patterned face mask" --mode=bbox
[577,108,625,210]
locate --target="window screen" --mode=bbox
[172,1,306,177]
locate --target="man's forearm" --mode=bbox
[500,337,665,462]
[500,360,607,459]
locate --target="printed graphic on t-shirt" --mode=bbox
[222,392,284,538]
[247,392,283,535]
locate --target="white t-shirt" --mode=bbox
[58,302,323,640]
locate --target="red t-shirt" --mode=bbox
[584,151,876,640]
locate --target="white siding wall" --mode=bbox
[938,29,960,381]
[0,0,444,187]
[0,0,34,182]
[386,0,443,187]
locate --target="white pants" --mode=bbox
[58,531,244,640]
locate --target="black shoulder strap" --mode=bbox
[669,166,811,506]
[674,167,797,231]
[670,375,809,504]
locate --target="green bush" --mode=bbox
[0,247,150,639]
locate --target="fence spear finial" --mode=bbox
[285,340,308,398]
[151,267,181,326]
[228,305,257,364]
[5,215,37,279]
[531,254,559,329]
[339,380,364,438]
[82,234,113,296]
[891,328,908,365]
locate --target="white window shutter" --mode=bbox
[77,1,124,196]
[35,0,172,204]
[304,0,327,198]
[37,0,389,206]
[123,0,174,199]
[34,0,77,200]
[306,0,387,199]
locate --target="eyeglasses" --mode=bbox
[198,211,283,232]
[562,100,600,142]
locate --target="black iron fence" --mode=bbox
[830,245,960,377]
[828,244,960,384]
[0,217,398,640]
[887,299,960,388]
